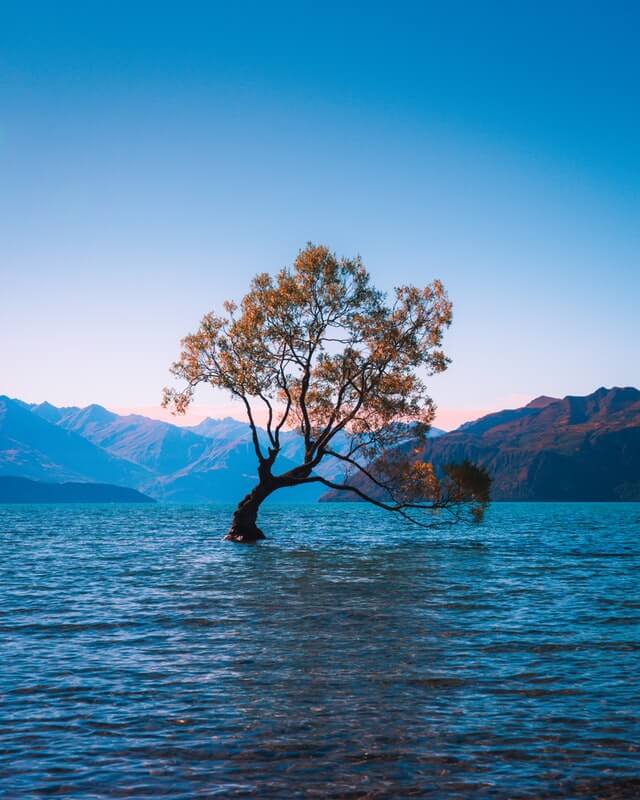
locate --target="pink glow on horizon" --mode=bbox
[111,393,535,432]
[434,393,534,430]
[109,401,258,428]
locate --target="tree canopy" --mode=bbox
[164,244,490,541]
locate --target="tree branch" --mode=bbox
[282,474,443,529]
[234,392,266,462]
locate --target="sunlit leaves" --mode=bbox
[163,243,490,525]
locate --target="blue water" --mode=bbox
[1,503,639,799]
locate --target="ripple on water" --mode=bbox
[0,501,639,799]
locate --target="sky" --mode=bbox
[1,1,638,429]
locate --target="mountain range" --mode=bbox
[0,395,444,503]
[1,387,638,503]
[322,387,640,502]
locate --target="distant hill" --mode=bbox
[7,396,439,503]
[0,476,155,504]
[322,387,640,502]
[31,402,214,475]
[6,389,636,504]
[0,396,150,487]
[28,403,324,503]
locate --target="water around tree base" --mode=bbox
[1,502,639,798]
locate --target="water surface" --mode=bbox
[1,502,639,798]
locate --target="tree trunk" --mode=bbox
[224,480,276,543]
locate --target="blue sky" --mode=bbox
[1,2,638,428]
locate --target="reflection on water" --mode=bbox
[1,502,639,798]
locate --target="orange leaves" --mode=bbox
[161,385,193,415]
[162,242,491,524]
[164,241,454,439]
[399,460,440,503]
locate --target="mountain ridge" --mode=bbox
[1,389,638,503]
[0,396,150,487]
[4,396,413,503]
[322,386,640,502]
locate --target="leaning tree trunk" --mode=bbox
[224,480,276,543]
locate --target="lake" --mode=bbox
[1,502,639,798]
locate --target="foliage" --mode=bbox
[164,243,490,527]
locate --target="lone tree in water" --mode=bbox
[163,244,490,542]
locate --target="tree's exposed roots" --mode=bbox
[223,521,266,544]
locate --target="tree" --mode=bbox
[163,244,490,542]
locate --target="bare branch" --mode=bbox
[163,242,489,541]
